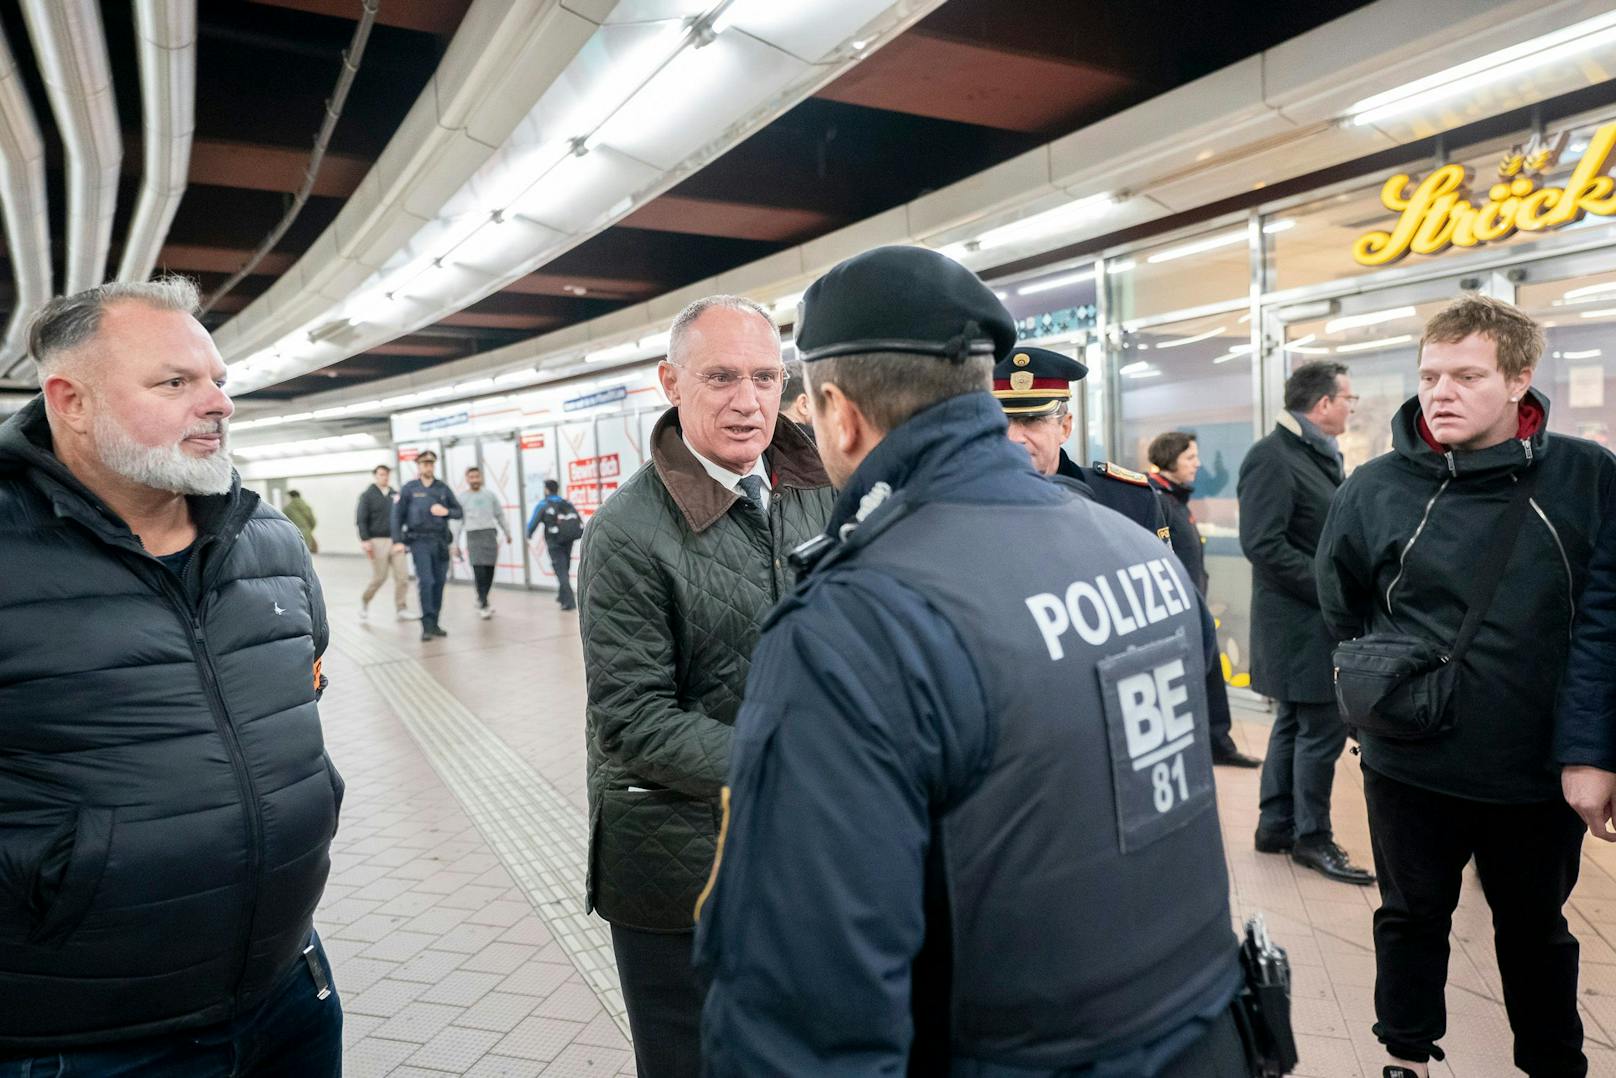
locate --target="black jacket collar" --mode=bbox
[1390,387,1552,480]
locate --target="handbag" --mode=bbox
[1331,465,1539,740]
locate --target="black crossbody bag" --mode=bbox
[1331,466,1538,741]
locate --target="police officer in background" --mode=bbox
[995,346,1261,770]
[695,246,1254,1076]
[996,346,1170,539]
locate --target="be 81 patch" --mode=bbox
[1096,629,1215,852]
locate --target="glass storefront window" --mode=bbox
[1272,115,1616,293]
[1280,299,1450,473]
[1110,227,1250,323]
[1117,312,1253,686]
[1518,270,1616,448]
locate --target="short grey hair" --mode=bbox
[806,351,993,434]
[666,295,779,366]
[30,275,202,373]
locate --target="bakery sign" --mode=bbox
[1353,122,1616,267]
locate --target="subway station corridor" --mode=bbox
[309,555,1616,1078]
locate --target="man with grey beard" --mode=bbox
[0,277,344,1074]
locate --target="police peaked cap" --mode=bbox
[992,346,1089,417]
[794,245,1017,364]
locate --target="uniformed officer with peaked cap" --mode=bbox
[695,245,1255,1076]
[993,345,1171,538]
[995,345,1262,769]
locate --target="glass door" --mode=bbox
[1271,276,1503,475]
[1511,249,1616,448]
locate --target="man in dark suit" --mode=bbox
[1239,360,1373,885]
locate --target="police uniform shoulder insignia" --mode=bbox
[1093,461,1151,487]
[1157,526,1172,541]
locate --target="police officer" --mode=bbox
[390,449,462,640]
[695,246,1253,1076]
[995,346,1261,770]
[994,346,1170,538]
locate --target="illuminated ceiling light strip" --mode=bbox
[1563,280,1616,301]
[1152,326,1227,349]
[1562,348,1604,360]
[1324,306,1415,334]
[1348,9,1616,127]
[1016,267,1097,296]
[1124,369,1163,379]
[1146,220,1293,264]
[1579,307,1616,319]
[973,192,1118,252]
[1335,334,1414,353]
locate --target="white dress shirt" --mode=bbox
[683,434,771,511]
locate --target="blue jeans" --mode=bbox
[409,539,450,621]
[0,933,341,1077]
[1256,699,1347,846]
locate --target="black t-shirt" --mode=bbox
[156,540,199,580]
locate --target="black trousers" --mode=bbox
[408,540,449,622]
[548,540,575,608]
[1257,700,1346,845]
[1160,1006,1252,1077]
[472,564,495,606]
[1363,765,1586,1074]
[611,925,702,1078]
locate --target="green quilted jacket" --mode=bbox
[580,407,834,932]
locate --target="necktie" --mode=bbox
[737,474,766,516]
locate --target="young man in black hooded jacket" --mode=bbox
[1317,294,1616,1078]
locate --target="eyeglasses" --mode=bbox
[1335,394,1362,405]
[681,367,786,394]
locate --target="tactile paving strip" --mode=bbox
[331,622,628,1039]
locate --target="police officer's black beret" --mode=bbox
[795,245,1017,364]
[992,346,1089,417]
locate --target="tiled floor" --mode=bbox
[311,554,1616,1077]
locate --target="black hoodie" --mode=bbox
[1316,388,1616,803]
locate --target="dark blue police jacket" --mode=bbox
[1057,449,1169,540]
[390,478,462,544]
[695,391,1241,1077]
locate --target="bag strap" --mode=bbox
[1449,464,1540,662]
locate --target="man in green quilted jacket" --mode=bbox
[578,295,834,1077]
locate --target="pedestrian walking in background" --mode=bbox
[284,488,317,551]
[391,450,462,641]
[357,463,416,621]
[526,478,582,610]
[456,465,510,619]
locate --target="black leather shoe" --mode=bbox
[1254,828,1293,854]
[1213,749,1262,769]
[430,623,449,637]
[421,626,434,641]
[1293,841,1376,885]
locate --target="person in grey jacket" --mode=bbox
[454,466,510,618]
[1239,360,1373,886]
[579,295,833,1078]
[0,278,341,1073]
